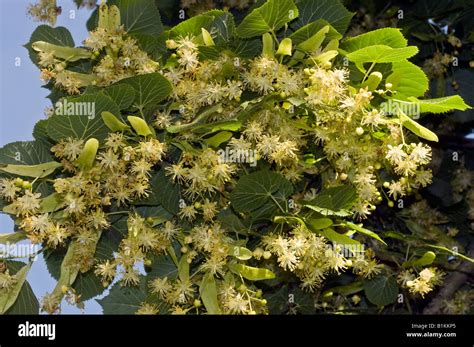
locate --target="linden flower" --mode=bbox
[361,110,384,129]
[199,256,226,276]
[385,144,407,164]
[0,270,17,290]
[277,251,299,271]
[98,150,120,169]
[198,201,217,222]
[388,180,406,200]
[225,80,243,100]
[178,205,197,221]
[409,143,432,165]
[154,112,173,129]
[83,28,108,52]
[406,279,432,298]
[395,160,418,176]
[121,269,141,286]
[38,51,56,67]
[105,133,126,152]
[131,159,153,176]
[419,268,435,282]
[15,190,42,216]
[149,277,172,298]
[414,169,432,187]
[136,303,159,315]
[0,178,20,201]
[174,279,195,303]
[45,223,70,248]
[243,121,264,142]
[28,213,50,234]
[94,260,117,284]
[256,135,281,157]
[226,293,249,314]
[138,139,166,162]
[397,270,415,287]
[165,163,188,183]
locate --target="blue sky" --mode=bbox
[0,0,102,314]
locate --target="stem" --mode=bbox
[362,62,376,83]
[270,195,286,214]
[107,211,130,216]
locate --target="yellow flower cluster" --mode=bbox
[398,267,445,298]
[262,225,383,292]
[37,22,159,94]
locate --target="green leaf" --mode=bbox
[109,0,163,35]
[118,73,172,117]
[364,275,398,306]
[193,120,242,134]
[361,71,382,91]
[344,222,386,245]
[170,15,216,38]
[262,33,275,57]
[320,228,360,245]
[231,36,262,58]
[346,45,418,64]
[31,41,92,62]
[127,116,153,137]
[201,28,215,46]
[341,28,408,53]
[26,25,74,65]
[47,92,120,143]
[170,10,235,45]
[72,270,106,301]
[0,263,32,314]
[204,131,233,148]
[230,246,253,260]
[40,193,62,213]
[274,215,305,226]
[146,170,181,215]
[289,20,342,47]
[293,0,354,34]
[407,96,471,114]
[296,25,329,53]
[75,138,99,170]
[306,217,333,230]
[3,261,39,314]
[101,111,130,132]
[5,280,39,314]
[178,255,189,283]
[0,232,27,244]
[236,0,299,38]
[97,276,147,314]
[323,281,364,297]
[199,273,221,314]
[403,251,436,267]
[230,171,293,220]
[103,84,136,110]
[399,113,438,142]
[228,263,275,281]
[304,185,357,216]
[51,241,80,299]
[146,254,178,280]
[217,211,248,234]
[386,61,428,99]
[33,120,54,147]
[0,141,53,165]
[0,161,61,178]
[276,38,292,56]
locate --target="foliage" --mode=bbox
[1,0,472,315]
